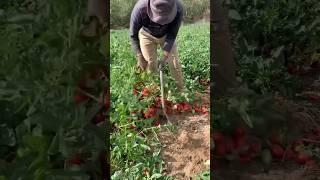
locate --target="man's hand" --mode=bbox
[163,51,170,61]
[136,53,148,71]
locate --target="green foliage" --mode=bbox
[195,171,210,180]
[0,0,107,179]
[214,0,320,129]
[227,0,319,94]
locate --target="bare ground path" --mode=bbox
[158,90,210,179]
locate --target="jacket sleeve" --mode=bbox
[163,3,183,52]
[129,3,143,54]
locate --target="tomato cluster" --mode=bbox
[73,68,109,125]
[213,127,261,163]
[213,127,320,169]
[130,83,209,128]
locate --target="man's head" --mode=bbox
[147,0,177,25]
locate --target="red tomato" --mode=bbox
[165,100,173,107]
[308,95,320,102]
[153,120,161,126]
[173,103,184,112]
[269,134,282,145]
[144,107,157,119]
[201,106,209,114]
[67,155,83,165]
[133,88,139,96]
[249,142,261,154]
[182,102,192,112]
[165,107,173,115]
[233,127,246,138]
[225,137,234,154]
[285,148,296,160]
[154,99,161,108]
[215,144,227,156]
[296,153,311,164]
[141,87,150,97]
[193,105,202,113]
[74,90,89,104]
[233,136,247,150]
[271,144,284,159]
[213,131,224,144]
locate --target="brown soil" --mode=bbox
[158,90,210,179]
[159,114,210,179]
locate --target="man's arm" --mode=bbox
[163,3,183,55]
[129,3,143,54]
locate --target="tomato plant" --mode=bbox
[0,1,108,179]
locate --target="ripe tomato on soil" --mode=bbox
[141,87,150,97]
[271,144,284,159]
[153,120,161,126]
[144,107,157,119]
[213,131,224,144]
[215,143,227,156]
[308,95,320,102]
[165,107,173,115]
[269,134,282,145]
[133,88,139,96]
[173,103,184,112]
[225,137,234,154]
[181,102,192,112]
[296,152,311,164]
[233,127,246,138]
[66,155,84,165]
[284,148,296,160]
[233,136,248,151]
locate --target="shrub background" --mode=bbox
[110,0,210,29]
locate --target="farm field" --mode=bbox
[110,23,210,179]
